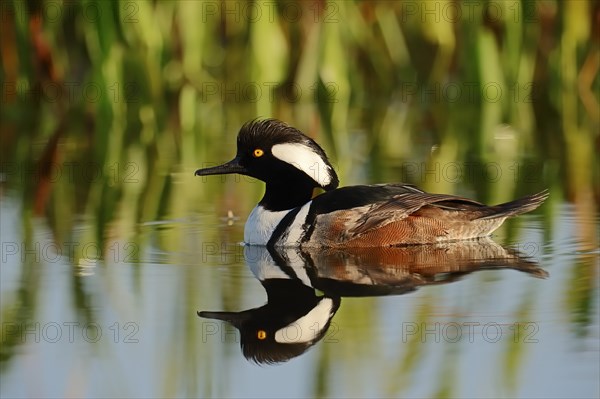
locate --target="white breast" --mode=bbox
[244,202,312,246]
[277,202,311,246]
[244,206,289,245]
[244,246,313,287]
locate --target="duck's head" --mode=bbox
[198,289,340,364]
[194,119,339,192]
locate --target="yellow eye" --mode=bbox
[257,330,267,340]
[253,149,264,158]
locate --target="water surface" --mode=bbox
[1,191,598,398]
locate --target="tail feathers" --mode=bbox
[478,190,549,220]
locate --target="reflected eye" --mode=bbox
[253,149,264,158]
[257,330,267,340]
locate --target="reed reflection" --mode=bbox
[198,239,547,364]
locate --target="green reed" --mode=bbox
[2,0,598,224]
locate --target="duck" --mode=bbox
[199,266,340,364]
[194,119,548,247]
[198,243,546,364]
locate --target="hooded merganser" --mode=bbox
[198,243,546,364]
[195,119,548,247]
[199,246,341,364]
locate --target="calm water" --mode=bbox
[1,188,598,398]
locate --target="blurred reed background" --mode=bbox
[0,1,599,395]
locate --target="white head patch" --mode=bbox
[271,143,333,187]
[274,298,334,344]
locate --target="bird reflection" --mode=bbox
[198,238,547,364]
